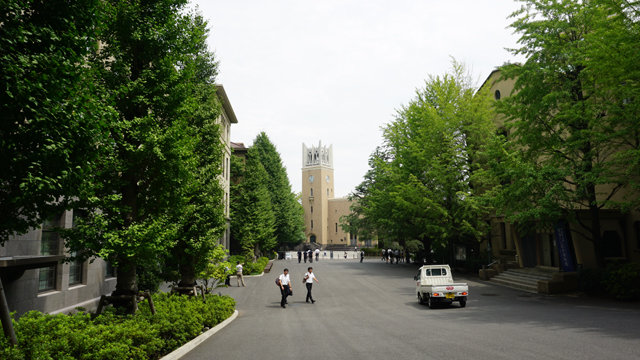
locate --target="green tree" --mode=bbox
[352,62,495,262]
[251,132,305,248]
[161,18,226,291]
[487,0,640,267]
[64,0,218,309]
[230,148,277,259]
[0,0,108,243]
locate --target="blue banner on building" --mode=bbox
[554,221,575,272]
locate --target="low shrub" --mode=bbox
[579,262,640,301]
[605,262,640,301]
[0,294,235,360]
[228,256,269,275]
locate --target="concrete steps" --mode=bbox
[490,268,556,293]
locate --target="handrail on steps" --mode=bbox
[482,260,500,270]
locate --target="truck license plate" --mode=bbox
[445,293,455,299]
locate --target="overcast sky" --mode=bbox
[191,0,524,197]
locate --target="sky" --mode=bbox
[190,0,524,198]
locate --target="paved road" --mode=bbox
[183,259,640,360]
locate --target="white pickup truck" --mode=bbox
[414,265,468,308]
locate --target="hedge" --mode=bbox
[580,262,640,301]
[228,255,269,275]
[0,293,235,359]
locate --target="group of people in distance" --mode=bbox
[381,248,405,264]
[277,267,319,308]
[297,248,320,263]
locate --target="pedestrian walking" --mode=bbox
[224,265,231,286]
[278,268,292,308]
[297,250,302,263]
[303,267,319,303]
[360,250,365,263]
[387,248,393,264]
[303,250,308,263]
[343,251,347,259]
[381,249,386,261]
[236,261,246,287]
[315,248,320,262]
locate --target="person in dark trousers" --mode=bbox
[297,250,302,263]
[303,250,308,263]
[360,250,365,263]
[309,249,313,263]
[224,265,231,286]
[303,267,319,303]
[278,268,292,308]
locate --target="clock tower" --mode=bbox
[302,141,334,245]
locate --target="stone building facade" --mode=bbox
[215,85,238,251]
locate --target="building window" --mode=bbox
[41,216,60,256]
[311,220,313,229]
[68,257,83,286]
[327,188,329,196]
[310,206,313,214]
[494,90,501,100]
[38,266,56,291]
[310,188,313,197]
[335,223,338,232]
[500,222,507,250]
[39,214,61,292]
[105,261,115,278]
[603,230,623,258]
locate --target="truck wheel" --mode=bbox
[459,299,467,308]
[427,295,435,309]
[418,293,426,305]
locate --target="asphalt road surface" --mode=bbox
[182,259,640,360]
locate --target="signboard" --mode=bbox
[554,221,576,272]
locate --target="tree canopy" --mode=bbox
[251,132,305,248]
[62,0,226,305]
[350,62,495,261]
[483,0,640,266]
[0,0,109,243]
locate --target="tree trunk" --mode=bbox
[178,254,197,288]
[587,185,605,268]
[111,257,138,313]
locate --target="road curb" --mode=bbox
[160,310,239,360]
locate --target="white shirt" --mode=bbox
[314,249,320,255]
[236,264,243,274]
[304,272,316,284]
[279,273,291,286]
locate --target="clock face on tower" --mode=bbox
[308,175,314,183]
[326,175,330,183]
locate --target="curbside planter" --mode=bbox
[538,272,579,294]
[160,310,239,360]
[478,268,497,280]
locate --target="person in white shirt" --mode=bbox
[236,261,245,287]
[314,248,320,262]
[278,268,292,308]
[303,267,319,304]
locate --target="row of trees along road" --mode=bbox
[350,0,640,267]
[230,132,306,259]
[1,0,228,312]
